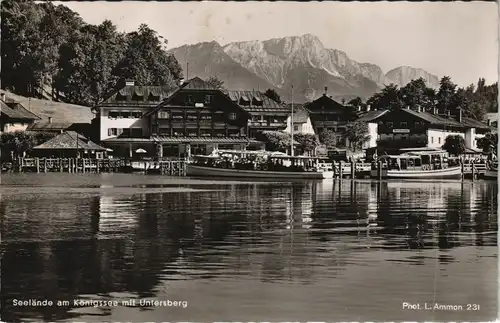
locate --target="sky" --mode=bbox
[57,1,499,87]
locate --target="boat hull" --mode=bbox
[186,164,334,179]
[370,166,462,179]
[483,169,498,180]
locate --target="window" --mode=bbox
[108,111,119,118]
[186,95,193,104]
[121,111,131,118]
[438,137,441,144]
[205,95,213,104]
[387,121,393,128]
[229,113,237,120]
[294,125,299,132]
[400,121,407,128]
[158,111,170,119]
[132,111,143,118]
[431,137,434,144]
[107,128,118,136]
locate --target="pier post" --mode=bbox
[36,158,40,173]
[350,161,355,179]
[338,161,343,179]
[378,160,382,180]
[43,158,47,173]
[460,160,464,180]
[18,157,22,173]
[471,161,475,181]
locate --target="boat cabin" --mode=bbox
[192,149,331,172]
[377,148,455,170]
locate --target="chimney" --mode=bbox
[366,104,371,112]
[179,78,185,86]
[456,108,462,123]
[416,106,421,113]
[487,119,491,126]
[0,93,5,102]
[447,110,451,117]
[48,116,52,124]
[433,107,438,115]
[358,106,362,112]
[125,79,135,86]
[324,87,328,96]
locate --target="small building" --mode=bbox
[284,103,315,135]
[32,131,107,158]
[0,96,40,133]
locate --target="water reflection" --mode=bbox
[0,176,497,322]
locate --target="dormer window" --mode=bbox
[239,95,250,106]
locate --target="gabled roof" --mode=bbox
[461,117,493,130]
[145,78,260,118]
[306,95,345,112]
[181,76,220,90]
[97,84,179,107]
[1,101,40,120]
[33,131,106,151]
[356,110,388,122]
[225,90,289,113]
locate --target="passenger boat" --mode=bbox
[186,150,334,179]
[483,161,498,180]
[370,148,462,179]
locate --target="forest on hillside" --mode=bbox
[1,0,183,107]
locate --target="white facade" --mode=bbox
[427,128,483,150]
[2,122,29,133]
[364,122,378,149]
[99,107,149,141]
[285,116,316,135]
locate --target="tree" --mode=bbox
[293,133,320,156]
[442,135,466,156]
[366,84,404,111]
[255,131,292,152]
[319,129,338,149]
[0,131,56,161]
[436,76,458,114]
[399,78,436,111]
[206,76,225,90]
[114,24,182,87]
[264,89,282,103]
[344,121,370,151]
[477,133,498,156]
[347,97,363,109]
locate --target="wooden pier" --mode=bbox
[4,157,187,176]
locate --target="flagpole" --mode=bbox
[291,85,294,157]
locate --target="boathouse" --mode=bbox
[31,131,107,158]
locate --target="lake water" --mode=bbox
[0,173,497,322]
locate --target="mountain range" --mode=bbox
[168,34,440,103]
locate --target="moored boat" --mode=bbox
[370,148,462,179]
[186,150,334,179]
